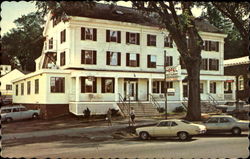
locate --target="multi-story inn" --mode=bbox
[12,4,235,119]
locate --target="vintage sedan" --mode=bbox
[1,105,40,122]
[136,119,206,140]
[202,115,249,135]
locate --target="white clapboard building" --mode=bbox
[12,4,235,119]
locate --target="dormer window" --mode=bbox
[106,30,121,43]
[81,27,97,41]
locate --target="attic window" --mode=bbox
[115,10,124,15]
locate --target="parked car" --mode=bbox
[136,119,206,141]
[202,115,249,135]
[1,105,40,122]
[216,101,250,113]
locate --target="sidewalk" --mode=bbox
[2,118,158,141]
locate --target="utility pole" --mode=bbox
[164,50,168,119]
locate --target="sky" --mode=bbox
[1,1,202,37]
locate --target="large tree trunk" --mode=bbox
[185,57,201,121]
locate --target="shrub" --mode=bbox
[111,108,120,116]
[157,107,165,113]
[173,106,186,113]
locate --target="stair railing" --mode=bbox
[181,97,188,110]
[149,94,161,109]
[118,93,130,116]
[207,93,219,106]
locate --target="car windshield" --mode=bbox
[230,116,238,121]
[181,120,191,124]
[1,109,11,113]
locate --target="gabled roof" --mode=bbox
[53,3,223,34]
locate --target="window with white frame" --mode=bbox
[106,52,121,66]
[147,55,157,68]
[81,50,97,64]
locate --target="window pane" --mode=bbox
[105,79,113,93]
[129,33,136,44]
[85,51,93,64]
[85,79,93,93]
[129,53,137,67]
[85,28,93,40]
[110,31,117,42]
[110,52,118,65]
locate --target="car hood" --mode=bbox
[136,126,155,131]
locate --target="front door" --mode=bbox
[126,81,137,101]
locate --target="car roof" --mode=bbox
[1,105,25,109]
[210,115,233,118]
[159,119,183,122]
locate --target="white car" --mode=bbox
[1,105,40,122]
[216,101,250,113]
[203,115,249,135]
[136,119,206,140]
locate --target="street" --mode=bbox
[2,134,249,158]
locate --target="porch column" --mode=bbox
[115,77,119,102]
[206,80,210,100]
[148,78,152,100]
[179,80,183,101]
[75,76,80,102]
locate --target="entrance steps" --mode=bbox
[117,102,160,117]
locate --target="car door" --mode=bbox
[219,117,234,131]
[19,107,31,119]
[11,108,21,120]
[169,121,179,136]
[153,121,172,137]
[204,117,220,131]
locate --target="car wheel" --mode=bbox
[32,113,39,119]
[178,132,189,141]
[139,132,150,140]
[231,127,241,135]
[6,117,13,123]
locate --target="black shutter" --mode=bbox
[101,78,105,93]
[209,41,212,51]
[157,81,160,93]
[216,60,219,70]
[117,31,121,43]
[60,31,63,43]
[214,82,216,93]
[216,42,219,52]
[93,28,97,41]
[81,27,85,40]
[136,82,138,100]
[137,54,140,67]
[126,53,130,66]
[93,51,97,64]
[118,52,121,66]
[147,55,150,68]
[106,30,110,42]
[147,34,150,46]
[93,78,97,93]
[81,77,85,93]
[106,51,110,65]
[209,59,212,70]
[126,32,129,43]
[137,33,140,45]
[170,56,173,66]
[161,81,165,93]
[170,37,173,48]
[81,50,85,64]
[205,59,208,70]
[112,78,115,93]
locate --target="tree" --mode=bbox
[2,12,45,71]
[199,2,247,59]
[131,2,204,120]
[211,2,249,56]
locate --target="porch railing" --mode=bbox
[118,93,130,117]
[149,94,161,109]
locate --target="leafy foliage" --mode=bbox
[2,12,45,71]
